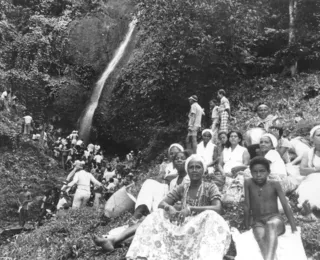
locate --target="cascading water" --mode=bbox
[79,19,137,144]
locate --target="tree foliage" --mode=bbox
[97,0,320,158]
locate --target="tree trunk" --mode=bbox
[288,0,297,76]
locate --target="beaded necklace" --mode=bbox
[183,182,204,207]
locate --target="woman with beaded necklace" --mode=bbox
[125,154,231,260]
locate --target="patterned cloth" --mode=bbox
[219,111,229,133]
[126,210,231,260]
[126,182,231,260]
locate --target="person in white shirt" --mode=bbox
[87,143,94,153]
[76,139,84,147]
[94,153,103,168]
[104,164,115,181]
[186,95,204,154]
[23,113,33,135]
[62,166,102,208]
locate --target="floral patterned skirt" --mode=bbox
[126,209,231,260]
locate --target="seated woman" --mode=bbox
[93,150,191,251]
[197,129,219,174]
[268,125,291,163]
[246,103,278,131]
[289,137,311,165]
[296,125,320,221]
[217,131,228,156]
[259,134,287,179]
[133,143,184,219]
[125,154,231,260]
[160,143,185,183]
[218,131,250,177]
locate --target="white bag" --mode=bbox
[104,186,136,218]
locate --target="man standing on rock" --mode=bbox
[186,95,204,154]
[18,184,32,228]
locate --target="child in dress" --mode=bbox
[244,157,297,260]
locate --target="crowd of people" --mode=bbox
[17,126,140,227]
[3,86,318,259]
[92,90,317,260]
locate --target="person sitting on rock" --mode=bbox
[244,157,297,260]
[246,103,278,131]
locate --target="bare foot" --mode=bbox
[92,234,115,252]
[301,200,312,216]
[298,213,317,222]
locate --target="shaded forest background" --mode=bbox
[1,0,320,158]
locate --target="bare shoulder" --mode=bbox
[268,180,282,191]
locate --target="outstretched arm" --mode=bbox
[300,152,318,175]
[276,182,297,232]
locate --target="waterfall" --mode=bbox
[79,19,137,144]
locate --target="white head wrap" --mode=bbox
[202,129,213,137]
[310,125,320,139]
[168,143,184,153]
[261,133,278,148]
[185,154,207,174]
[257,104,269,110]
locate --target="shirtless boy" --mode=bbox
[244,157,297,260]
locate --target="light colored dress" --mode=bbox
[197,141,216,173]
[222,145,246,174]
[264,150,287,179]
[296,148,320,209]
[126,182,231,260]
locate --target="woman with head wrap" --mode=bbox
[296,125,320,220]
[259,133,287,178]
[93,150,192,252]
[125,154,231,260]
[246,103,278,131]
[197,129,219,174]
[133,143,184,219]
[159,143,185,184]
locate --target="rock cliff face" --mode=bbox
[67,0,135,77]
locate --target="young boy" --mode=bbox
[244,157,297,260]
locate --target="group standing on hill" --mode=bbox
[91,89,317,260]
[3,86,317,260]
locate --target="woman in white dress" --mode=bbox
[259,133,287,179]
[218,131,250,177]
[296,125,320,219]
[197,129,219,174]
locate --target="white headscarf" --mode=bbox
[168,143,184,153]
[261,133,278,148]
[201,129,213,137]
[185,154,207,174]
[310,125,320,139]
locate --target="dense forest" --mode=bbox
[1,0,320,157]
